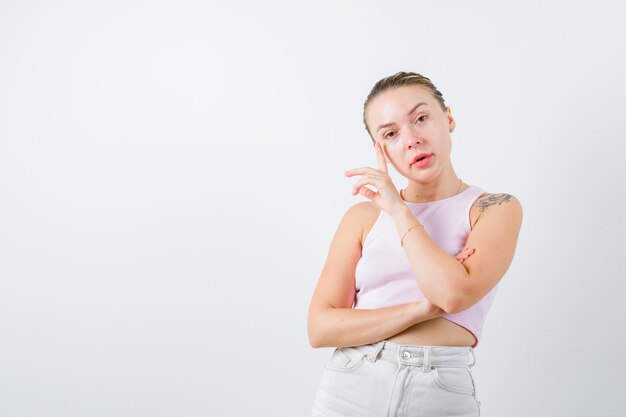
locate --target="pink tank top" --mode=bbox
[353,185,498,348]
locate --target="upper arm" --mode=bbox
[308,202,379,312]
[454,193,523,311]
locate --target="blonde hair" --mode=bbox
[363,72,447,143]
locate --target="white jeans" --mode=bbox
[310,339,481,417]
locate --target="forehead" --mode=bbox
[366,85,436,127]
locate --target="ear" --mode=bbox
[446,106,456,132]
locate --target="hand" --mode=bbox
[455,247,476,264]
[344,141,404,215]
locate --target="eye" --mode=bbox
[415,114,428,124]
[383,131,397,140]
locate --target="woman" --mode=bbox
[307,72,522,417]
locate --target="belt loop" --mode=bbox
[422,347,432,372]
[468,347,476,368]
[368,340,386,363]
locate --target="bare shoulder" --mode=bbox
[344,201,380,220]
[311,201,380,311]
[476,192,522,212]
[470,192,523,229]
[343,201,381,246]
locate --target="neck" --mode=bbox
[401,171,466,203]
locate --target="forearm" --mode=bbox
[391,204,469,313]
[308,301,438,349]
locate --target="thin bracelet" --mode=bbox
[400,224,424,247]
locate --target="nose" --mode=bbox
[406,126,422,148]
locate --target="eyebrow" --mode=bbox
[376,102,428,132]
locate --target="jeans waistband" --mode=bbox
[351,339,476,371]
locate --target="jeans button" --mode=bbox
[402,351,411,359]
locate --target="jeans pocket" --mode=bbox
[431,366,475,395]
[324,347,366,373]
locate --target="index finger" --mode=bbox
[374,141,388,174]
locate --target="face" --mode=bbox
[365,85,456,182]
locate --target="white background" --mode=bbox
[1,1,625,416]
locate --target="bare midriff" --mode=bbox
[358,188,484,346]
[361,189,487,348]
[386,317,476,347]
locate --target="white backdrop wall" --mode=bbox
[1,1,625,416]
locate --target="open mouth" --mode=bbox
[411,154,432,166]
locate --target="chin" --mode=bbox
[406,168,438,181]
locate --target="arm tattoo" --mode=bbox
[477,193,512,212]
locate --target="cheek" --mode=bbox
[384,139,404,150]
[382,141,403,160]
[383,146,409,171]
[428,126,450,147]
[437,135,453,154]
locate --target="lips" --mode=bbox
[410,153,432,166]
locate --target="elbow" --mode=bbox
[444,293,475,314]
[308,327,329,349]
[441,295,466,315]
[308,324,322,348]
[307,311,327,349]
[442,274,472,314]
[308,334,322,349]
[442,299,461,315]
